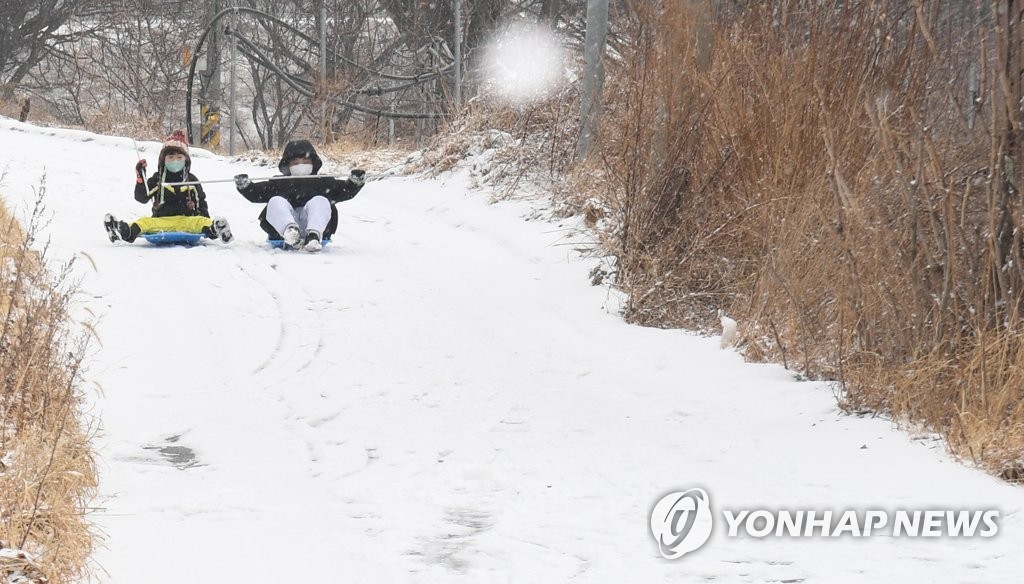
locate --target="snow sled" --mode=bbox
[142,231,205,245]
[267,238,331,250]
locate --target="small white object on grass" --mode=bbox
[718,309,737,348]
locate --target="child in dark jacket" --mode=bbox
[103,129,232,243]
[233,139,365,252]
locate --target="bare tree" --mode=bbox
[20,0,204,133]
[8,0,592,143]
[0,0,92,94]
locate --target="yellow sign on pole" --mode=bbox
[200,104,221,149]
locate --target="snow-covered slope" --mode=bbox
[0,118,1021,583]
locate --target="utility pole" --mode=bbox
[576,0,608,162]
[228,6,237,155]
[320,0,329,142]
[199,0,222,149]
[453,0,462,107]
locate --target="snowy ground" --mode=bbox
[0,118,1021,583]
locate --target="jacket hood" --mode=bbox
[278,140,323,175]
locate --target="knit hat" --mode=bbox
[162,129,189,156]
[158,129,191,170]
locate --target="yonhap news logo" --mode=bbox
[649,488,714,559]
[650,487,1001,560]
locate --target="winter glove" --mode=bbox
[135,159,147,183]
[234,174,252,190]
[349,169,366,187]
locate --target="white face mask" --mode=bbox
[289,163,313,176]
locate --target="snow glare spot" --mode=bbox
[481,24,565,105]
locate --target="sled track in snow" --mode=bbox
[237,259,325,384]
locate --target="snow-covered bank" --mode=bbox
[0,117,1020,583]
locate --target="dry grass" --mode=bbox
[318,141,414,176]
[575,2,1024,479]
[410,87,582,208]
[0,178,97,582]
[308,3,1024,483]
[0,91,169,146]
[0,98,28,124]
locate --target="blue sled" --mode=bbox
[142,231,205,245]
[268,238,331,249]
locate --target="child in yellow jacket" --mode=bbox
[104,129,232,243]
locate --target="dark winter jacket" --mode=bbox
[236,140,363,238]
[134,169,209,218]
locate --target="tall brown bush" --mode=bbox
[0,179,97,582]
[588,2,1024,478]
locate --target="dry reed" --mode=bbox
[581,2,1024,479]
[0,177,97,582]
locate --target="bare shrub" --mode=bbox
[0,179,97,582]
[412,84,583,205]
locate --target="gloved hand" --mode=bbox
[234,174,252,190]
[349,169,366,187]
[135,159,147,183]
